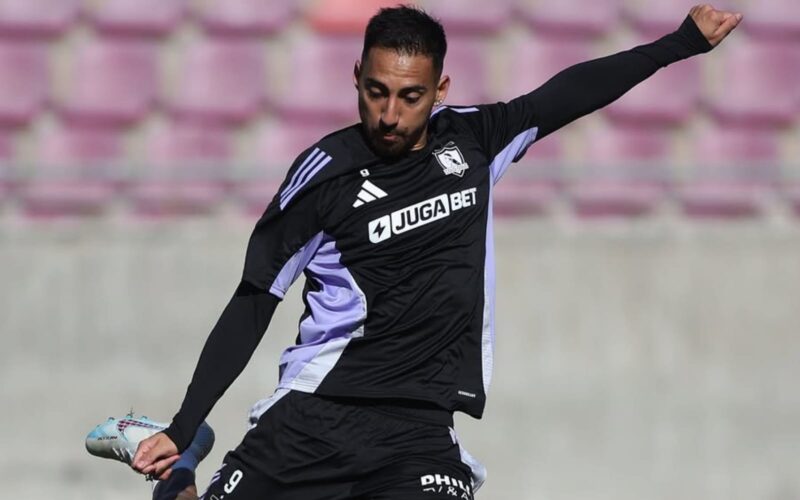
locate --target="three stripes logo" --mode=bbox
[353,180,388,208]
[279,147,333,210]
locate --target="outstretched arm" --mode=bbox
[131,282,279,478]
[529,5,741,140]
[163,282,279,450]
[130,146,327,479]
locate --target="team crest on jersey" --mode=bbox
[433,142,469,177]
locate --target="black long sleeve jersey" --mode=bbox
[164,16,712,451]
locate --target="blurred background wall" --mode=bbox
[0,0,798,499]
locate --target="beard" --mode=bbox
[364,124,426,159]
[370,133,409,158]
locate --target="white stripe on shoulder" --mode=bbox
[279,148,333,210]
[450,106,480,114]
[431,105,480,117]
[282,148,324,198]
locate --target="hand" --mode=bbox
[689,4,743,47]
[132,432,180,480]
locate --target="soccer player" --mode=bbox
[92,4,743,499]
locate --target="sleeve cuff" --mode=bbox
[162,423,189,454]
[676,14,714,54]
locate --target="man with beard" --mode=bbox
[88,4,743,499]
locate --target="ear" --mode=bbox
[435,74,450,106]
[353,60,361,90]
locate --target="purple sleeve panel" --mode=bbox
[268,231,325,299]
[277,234,368,392]
[488,127,539,184]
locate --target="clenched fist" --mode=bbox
[689,4,743,47]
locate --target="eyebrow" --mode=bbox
[364,78,428,95]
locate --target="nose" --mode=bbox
[380,97,399,129]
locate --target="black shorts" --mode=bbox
[199,390,483,500]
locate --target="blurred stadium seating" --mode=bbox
[306,0,397,35]
[517,0,621,38]
[0,0,796,220]
[19,124,123,217]
[493,132,564,216]
[623,0,702,37]
[129,121,233,216]
[167,39,266,125]
[195,0,294,36]
[236,118,342,215]
[678,124,780,217]
[441,35,490,106]
[0,41,48,126]
[87,0,187,37]
[502,35,593,97]
[0,130,14,201]
[58,39,158,126]
[705,37,800,127]
[420,0,512,34]
[0,0,79,37]
[274,34,361,122]
[569,124,672,217]
[739,0,800,40]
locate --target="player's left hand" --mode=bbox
[132,431,180,480]
[689,4,743,47]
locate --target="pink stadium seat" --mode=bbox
[783,174,800,216]
[0,42,48,127]
[679,125,779,217]
[569,124,671,217]
[493,132,564,216]
[501,35,592,99]
[21,126,123,217]
[780,130,800,215]
[0,131,15,200]
[275,35,361,123]
[197,0,294,36]
[306,0,396,35]
[236,119,340,214]
[89,0,186,37]
[624,0,702,37]
[248,119,338,175]
[783,183,800,216]
[604,36,701,125]
[705,38,800,127]
[168,40,266,125]
[130,122,233,216]
[422,0,511,34]
[441,36,489,106]
[59,40,158,127]
[517,0,621,38]
[0,0,79,37]
[740,0,800,40]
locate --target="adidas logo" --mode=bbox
[353,180,388,208]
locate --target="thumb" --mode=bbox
[710,12,743,46]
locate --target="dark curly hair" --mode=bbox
[362,5,447,76]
